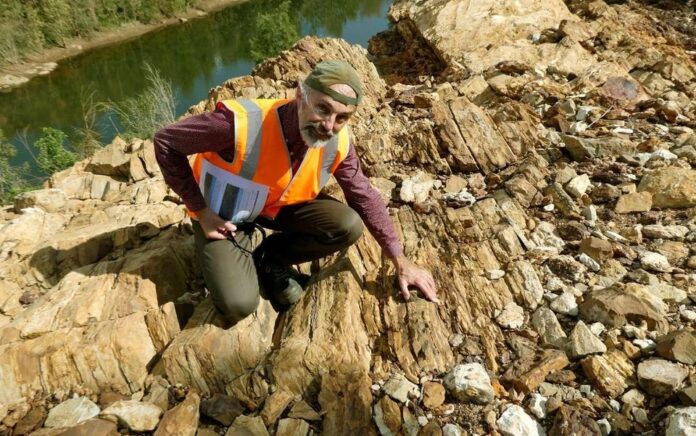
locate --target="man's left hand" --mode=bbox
[391,255,439,303]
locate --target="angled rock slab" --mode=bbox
[502,349,569,394]
[100,400,162,432]
[578,283,668,334]
[390,0,591,76]
[276,418,310,436]
[153,391,199,436]
[44,397,100,428]
[318,371,375,436]
[582,350,636,398]
[162,298,276,396]
[225,415,269,436]
[0,308,177,405]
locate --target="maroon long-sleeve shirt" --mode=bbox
[154,100,403,258]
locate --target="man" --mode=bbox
[154,60,437,325]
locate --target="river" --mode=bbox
[0,0,392,174]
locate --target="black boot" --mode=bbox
[253,250,309,307]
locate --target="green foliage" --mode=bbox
[34,128,77,175]
[105,64,176,139]
[249,0,299,63]
[0,131,32,205]
[0,0,200,65]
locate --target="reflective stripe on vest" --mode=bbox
[189,98,350,220]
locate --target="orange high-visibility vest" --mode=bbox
[190,98,350,221]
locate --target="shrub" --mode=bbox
[105,64,176,139]
[35,127,77,175]
[0,131,32,205]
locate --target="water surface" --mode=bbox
[0,0,392,172]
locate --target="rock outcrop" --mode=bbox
[1,0,696,434]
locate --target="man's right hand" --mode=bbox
[197,207,237,240]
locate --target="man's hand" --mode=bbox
[390,255,439,303]
[197,207,237,240]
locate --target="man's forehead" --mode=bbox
[311,86,356,115]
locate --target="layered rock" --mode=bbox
[1,0,696,433]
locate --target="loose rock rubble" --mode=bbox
[0,0,695,434]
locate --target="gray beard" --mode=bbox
[300,126,332,149]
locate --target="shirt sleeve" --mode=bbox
[334,142,404,258]
[153,109,235,212]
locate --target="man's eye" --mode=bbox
[317,105,329,114]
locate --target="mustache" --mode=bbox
[303,123,335,138]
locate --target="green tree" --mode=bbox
[249,0,299,63]
[35,127,77,175]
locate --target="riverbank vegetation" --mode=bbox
[0,0,197,65]
[0,65,175,205]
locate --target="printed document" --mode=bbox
[199,159,269,223]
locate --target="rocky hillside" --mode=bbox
[1,0,696,434]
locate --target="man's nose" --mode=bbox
[321,114,336,133]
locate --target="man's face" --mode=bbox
[296,84,356,148]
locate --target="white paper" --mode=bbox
[199,159,269,223]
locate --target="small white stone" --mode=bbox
[609,399,621,411]
[570,121,588,134]
[612,127,633,135]
[543,203,555,212]
[580,385,592,395]
[496,405,545,436]
[680,307,696,322]
[496,301,525,329]
[417,416,429,426]
[589,322,606,336]
[528,393,547,419]
[651,149,678,160]
[486,269,506,280]
[442,423,463,436]
[576,106,594,122]
[383,373,420,404]
[583,205,598,222]
[597,418,611,436]
[550,291,578,316]
[578,253,601,272]
[640,251,672,273]
[633,338,656,352]
[566,174,591,198]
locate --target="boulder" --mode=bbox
[44,397,100,428]
[373,395,402,436]
[637,359,689,397]
[443,363,495,404]
[582,350,636,398]
[656,329,696,365]
[578,283,668,333]
[383,373,419,404]
[579,237,613,261]
[100,400,163,432]
[638,167,696,209]
[153,391,199,436]
[615,192,653,214]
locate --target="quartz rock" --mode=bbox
[100,400,163,432]
[496,405,545,436]
[443,363,494,404]
[665,407,696,435]
[531,307,567,347]
[44,397,100,428]
[496,301,525,329]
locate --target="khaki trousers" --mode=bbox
[192,196,364,323]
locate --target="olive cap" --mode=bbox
[303,60,363,106]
